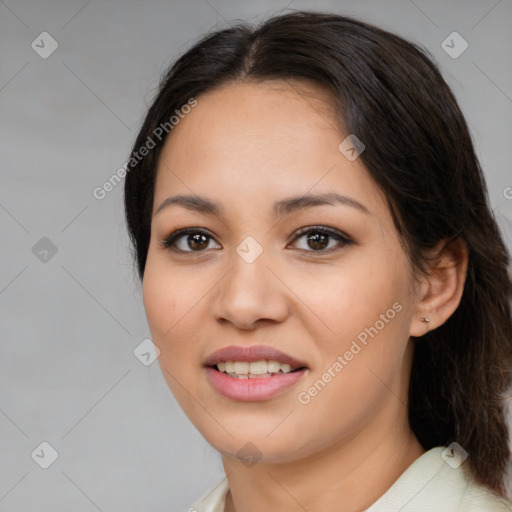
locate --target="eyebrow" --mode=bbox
[154,192,370,217]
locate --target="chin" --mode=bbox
[203,425,306,464]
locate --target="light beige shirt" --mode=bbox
[187,446,512,512]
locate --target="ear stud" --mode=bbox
[421,317,431,331]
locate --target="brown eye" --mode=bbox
[186,233,209,251]
[305,232,329,250]
[290,226,353,253]
[160,226,352,255]
[160,228,220,253]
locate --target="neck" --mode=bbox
[222,419,425,512]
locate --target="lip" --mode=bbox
[203,344,309,369]
[205,367,309,401]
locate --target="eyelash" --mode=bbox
[159,225,353,255]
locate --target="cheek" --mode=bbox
[142,247,197,331]
[293,307,411,457]
[287,251,407,346]
[142,252,197,361]
[142,253,206,412]
[292,249,412,399]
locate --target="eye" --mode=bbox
[159,225,353,255]
[159,227,220,253]
[289,226,353,253]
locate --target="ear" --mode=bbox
[410,237,468,337]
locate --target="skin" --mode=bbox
[142,80,468,512]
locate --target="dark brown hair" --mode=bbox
[124,10,512,497]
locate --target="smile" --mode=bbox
[216,359,303,378]
[206,365,308,401]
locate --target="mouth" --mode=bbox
[209,360,307,379]
[203,344,309,378]
[203,345,309,401]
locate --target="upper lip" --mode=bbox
[204,345,308,369]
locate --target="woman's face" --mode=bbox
[143,80,422,464]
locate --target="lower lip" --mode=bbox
[205,367,308,401]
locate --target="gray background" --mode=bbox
[1,0,511,510]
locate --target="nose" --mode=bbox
[211,248,289,330]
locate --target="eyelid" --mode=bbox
[159,225,353,254]
[288,225,353,252]
[158,227,219,252]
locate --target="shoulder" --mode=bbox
[457,475,512,512]
[365,446,512,512]
[186,476,229,512]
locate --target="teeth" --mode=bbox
[216,360,296,377]
[266,361,282,373]
[248,361,267,374]
[234,362,250,374]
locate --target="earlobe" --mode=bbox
[420,316,431,331]
[410,237,468,337]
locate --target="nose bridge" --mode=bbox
[235,234,265,266]
[226,234,272,301]
[212,234,289,327]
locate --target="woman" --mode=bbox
[124,10,512,511]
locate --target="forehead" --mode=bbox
[159,78,342,159]
[154,80,385,216]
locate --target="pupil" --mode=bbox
[189,233,208,250]
[307,232,328,250]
